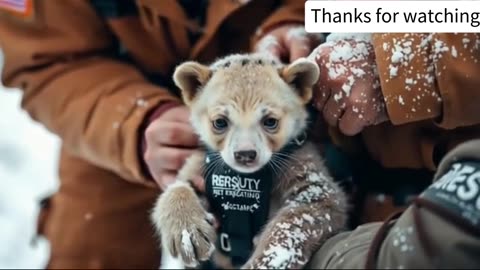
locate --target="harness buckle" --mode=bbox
[220,233,231,252]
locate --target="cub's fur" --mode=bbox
[151,54,348,269]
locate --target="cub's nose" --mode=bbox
[234,150,257,164]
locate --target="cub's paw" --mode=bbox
[151,182,216,267]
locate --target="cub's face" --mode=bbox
[174,54,319,173]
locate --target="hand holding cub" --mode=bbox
[310,36,389,136]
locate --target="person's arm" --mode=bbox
[0,1,180,186]
[307,140,480,269]
[372,33,480,129]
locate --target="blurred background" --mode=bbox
[0,51,60,268]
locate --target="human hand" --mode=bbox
[311,38,389,136]
[144,106,204,191]
[254,24,324,63]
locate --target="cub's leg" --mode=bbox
[151,151,216,268]
[243,152,348,269]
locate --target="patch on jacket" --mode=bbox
[421,161,480,226]
[0,0,34,20]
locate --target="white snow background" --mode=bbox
[0,51,60,268]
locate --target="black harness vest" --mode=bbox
[205,156,272,266]
[203,131,308,266]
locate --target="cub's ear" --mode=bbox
[281,58,320,104]
[173,61,212,106]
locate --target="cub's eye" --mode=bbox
[263,117,279,131]
[212,117,229,132]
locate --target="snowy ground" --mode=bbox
[0,53,60,268]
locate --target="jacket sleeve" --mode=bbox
[372,33,480,130]
[0,1,180,186]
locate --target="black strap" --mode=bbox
[225,212,254,265]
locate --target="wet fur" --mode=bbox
[151,54,348,269]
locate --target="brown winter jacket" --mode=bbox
[362,33,480,170]
[329,33,480,173]
[0,0,303,268]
